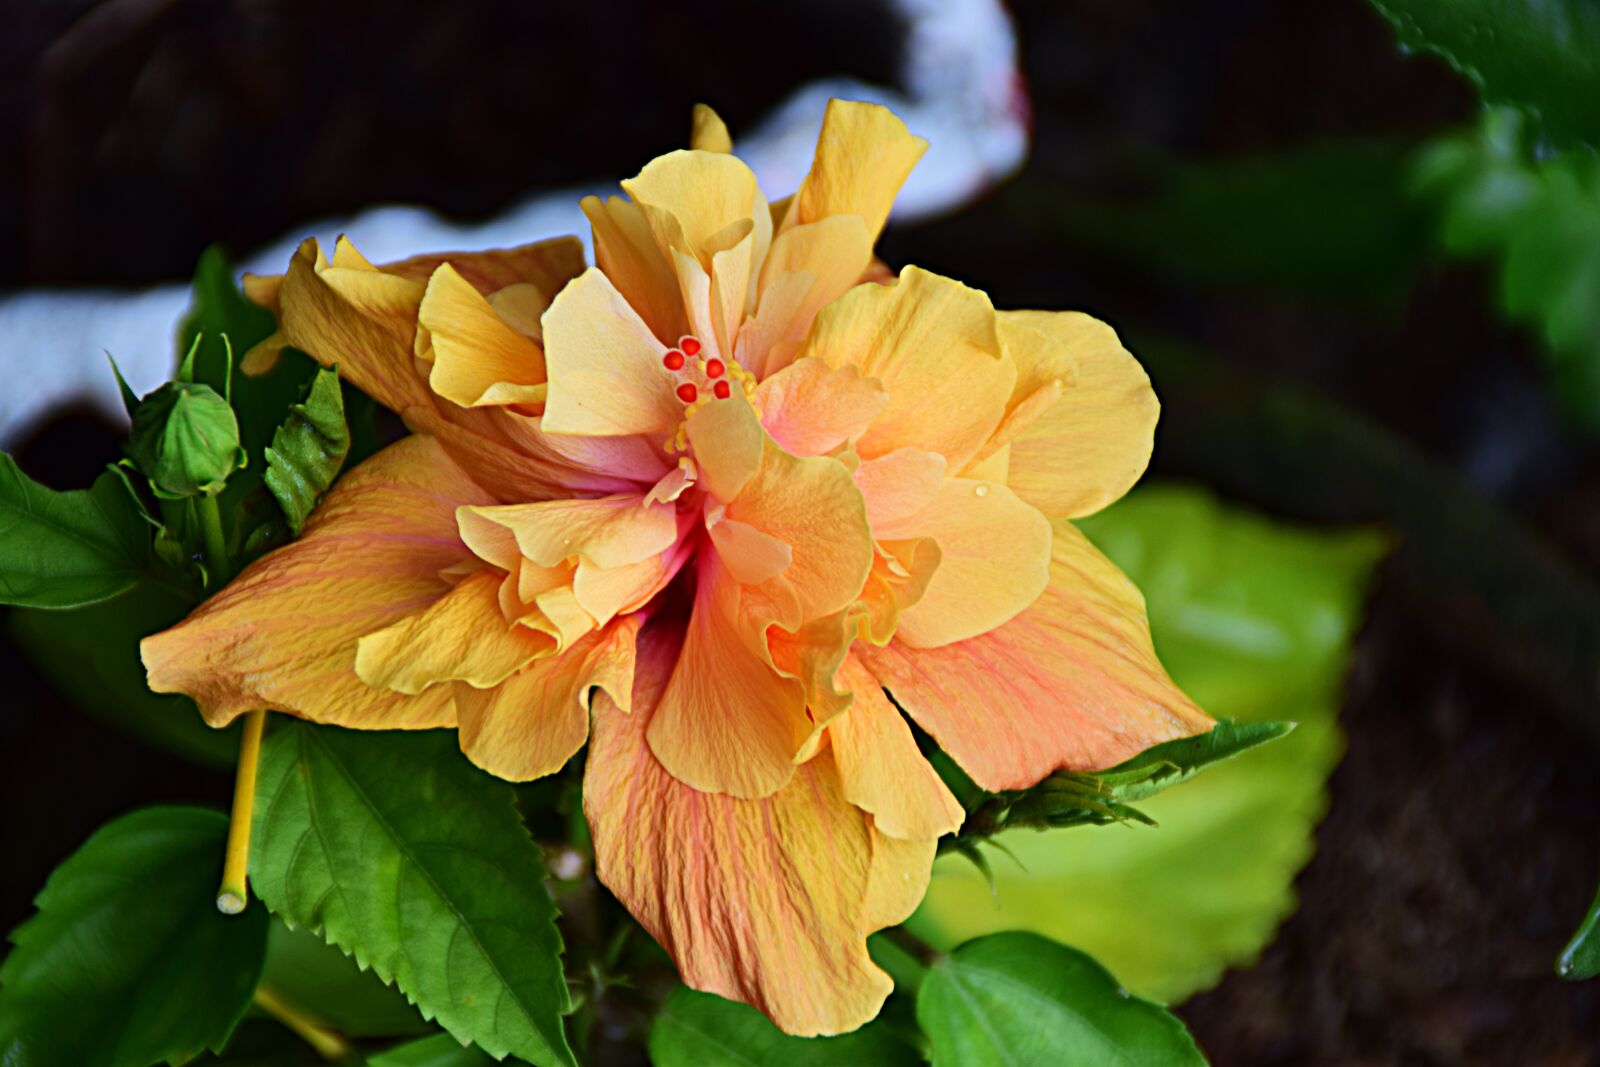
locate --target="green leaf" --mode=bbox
[9,580,239,767]
[648,986,915,1067]
[1558,880,1600,980]
[912,485,1385,1003]
[261,921,429,1037]
[367,1033,497,1067]
[0,807,269,1066]
[0,456,151,608]
[263,366,351,535]
[917,933,1205,1066]
[251,720,575,1067]
[1367,0,1600,151]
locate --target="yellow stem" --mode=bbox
[252,985,350,1062]
[216,708,268,915]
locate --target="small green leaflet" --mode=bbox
[0,807,268,1066]
[0,454,150,609]
[366,1033,496,1066]
[1558,881,1600,980]
[263,366,351,535]
[250,719,576,1067]
[917,933,1206,1066]
[648,986,917,1067]
[1368,0,1600,152]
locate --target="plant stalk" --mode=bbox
[252,985,350,1062]
[195,490,231,587]
[216,707,267,914]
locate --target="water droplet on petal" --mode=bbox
[974,483,991,497]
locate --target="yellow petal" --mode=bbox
[581,194,689,345]
[355,568,552,694]
[457,494,679,570]
[141,436,491,728]
[754,357,887,456]
[690,103,733,153]
[623,149,768,271]
[685,397,765,502]
[373,237,587,297]
[1002,310,1159,520]
[586,630,917,1036]
[884,478,1052,648]
[790,99,927,240]
[864,827,936,931]
[740,215,874,377]
[254,237,431,414]
[800,267,1014,471]
[457,615,641,781]
[856,521,1212,792]
[707,513,792,586]
[829,657,963,840]
[417,262,547,408]
[540,268,681,437]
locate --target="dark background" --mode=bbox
[5,1,1600,1063]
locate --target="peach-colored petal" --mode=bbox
[830,657,963,840]
[355,568,551,695]
[457,494,679,570]
[882,478,1052,649]
[585,629,914,1036]
[789,99,928,242]
[416,262,547,408]
[1002,310,1160,520]
[863,828,936,931]
[754,358,886,456]
[690,103,733,154]
[853,447,945,528]
[248,237,431,413]
[646,556,810,799]
[141,435,493,728]
[455,615,641,781]
[685,397,764,502]
[375,237,587,297]
[540,268,681,438]
[739,215,874,378]
[707,513,792,586]
[581,194,688,345]
[855,521,1212,792]
[622,150,769,273]
[855,538,941,646]
[799,267,1014,471]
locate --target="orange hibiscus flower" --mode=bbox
[142,100,1210,1035]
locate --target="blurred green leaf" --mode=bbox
[0,457,150,608]
[1017,141,1427,304]
[912,485,1385,1003]
[1368,0,1600,151]
[264,366,350,536]
[1558,881,1600,980]
[367,1033,496,1066]
[261,921,429,1038]
[251,720,575,1067]
[0,807,269,1066]
[9,580,238,767]
[648,986,915,1067]
[1415,109,1600,426]
[917,933,1205,1066]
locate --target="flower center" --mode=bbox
[661,335,760,454]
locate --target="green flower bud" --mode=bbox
[126,381,244,498]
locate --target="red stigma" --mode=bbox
[713,380,731,400]
[705,358,725,379]
[680,336,702,356]
[663,350,685,370]
[676,382,699,403]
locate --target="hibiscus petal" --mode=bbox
[355,568,552,694]
[539,268,682,437]
[755,357,887,456]
[789,99,928,241]
[141,435,492,728]
[457,494,679,570]
[581,194,688,345]
[646,556,809,799]
[690,103,733,154]
[863,828,937,931]
[623,149,768,272]
[248,237,431,413]
[855,521,1212,792]
[741,215,874,378]
[1001,310,1160,520]
[586,628,914,1036]
[375,236,587,296]
[416,262,547,408]
[800,267,1015,471]
[455,615,641,781]
[830,656,963,840]
[853,447,945,528]
[884,478,1051,649]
